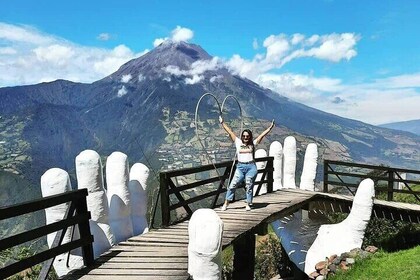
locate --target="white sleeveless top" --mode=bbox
[235,137,257,163]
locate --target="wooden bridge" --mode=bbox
[1,159,420,279]
[66,189,316,280]
[63,189,420,279]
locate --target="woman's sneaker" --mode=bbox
[245,204,251,211]
[221,204,228,211]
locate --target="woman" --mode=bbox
[219,116,275,211]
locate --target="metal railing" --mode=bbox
[156,157,274,227]
[323,160,420,202]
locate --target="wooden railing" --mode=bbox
[323,160,420,202]
[0,189,94,279]
[157,157,274,227]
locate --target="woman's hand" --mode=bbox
[270,119,275,130]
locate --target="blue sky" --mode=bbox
[1,0,419,124]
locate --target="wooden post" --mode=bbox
[323,160,329,193]
[387,169,394,201]
[160,172,170,227]
[74,190,94,267]
[267,157,274,193]
[232,232,256,279]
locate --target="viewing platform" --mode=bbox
[1,158,419,279]
[63,188,420,279]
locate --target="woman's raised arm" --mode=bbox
[219,116,236,142]
[255,120,275,144]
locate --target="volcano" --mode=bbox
[0,41,419,207]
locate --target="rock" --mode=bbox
[309,271,320,279]
[359,250,370,259]
[346,258,355,265]
[315,261,327,271]
[340,252,350,260]
[349,248,363,258]
[328,264,337,273]
[333,256,342,265]
[315,276,326,280]
[339,261,349,271]
[328,254,337,263]
[319,268,328,275]
[365,245,378,253]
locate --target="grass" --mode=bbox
[330,246,420,280]
[322,187,420,279]
[376,184,420,205]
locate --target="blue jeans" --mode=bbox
[225,162,258,204]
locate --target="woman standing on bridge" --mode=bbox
[219,116,275,211]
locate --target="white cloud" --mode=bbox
[33,44,75,66]
[210,75,223,83]
[373,73,420,88]
[291,33,305,45]
[190,57,220,75]
[171,26,194,42]
[257,72,420,125]
[0,22,55,44]
[0,47,17,55]
[263,34,290,61]
[97,33,111,41]
[305,33,358,62]
[306,35,319,46]
[121,74,132,83]
[164,65,186,76]
[222,31,419,124]
[227,32,360,81]
[321,87,420,125]
[258,73,342,93]
[153,38,166,47]
[185,75,204,84]
[0,22,148,87]
[153,26,194,47]
[164,57,221,84]
[117,85,127,97]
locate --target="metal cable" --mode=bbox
[194,93,243,191]
[220,95,243,188]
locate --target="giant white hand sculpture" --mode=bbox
[269,141,283,190]
[283,136,297,188]
[75,150,115,259]
[300,143,318,191]
[188,209,223,280]
[42,149,150,277]
[304,178,375,275]
[41,168,84,277]
[106,151,134,243]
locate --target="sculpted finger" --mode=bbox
[129,162,150,235]
[76,149,115,258]
[106,151,133,243]
[41,168,83,276]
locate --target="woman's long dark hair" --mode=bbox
[241,129,255,159]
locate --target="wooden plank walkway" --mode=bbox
[65,189,420,279]
[65,189,315,279]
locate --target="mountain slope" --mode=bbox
[380,119,420,136]
[0,41,419,193]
